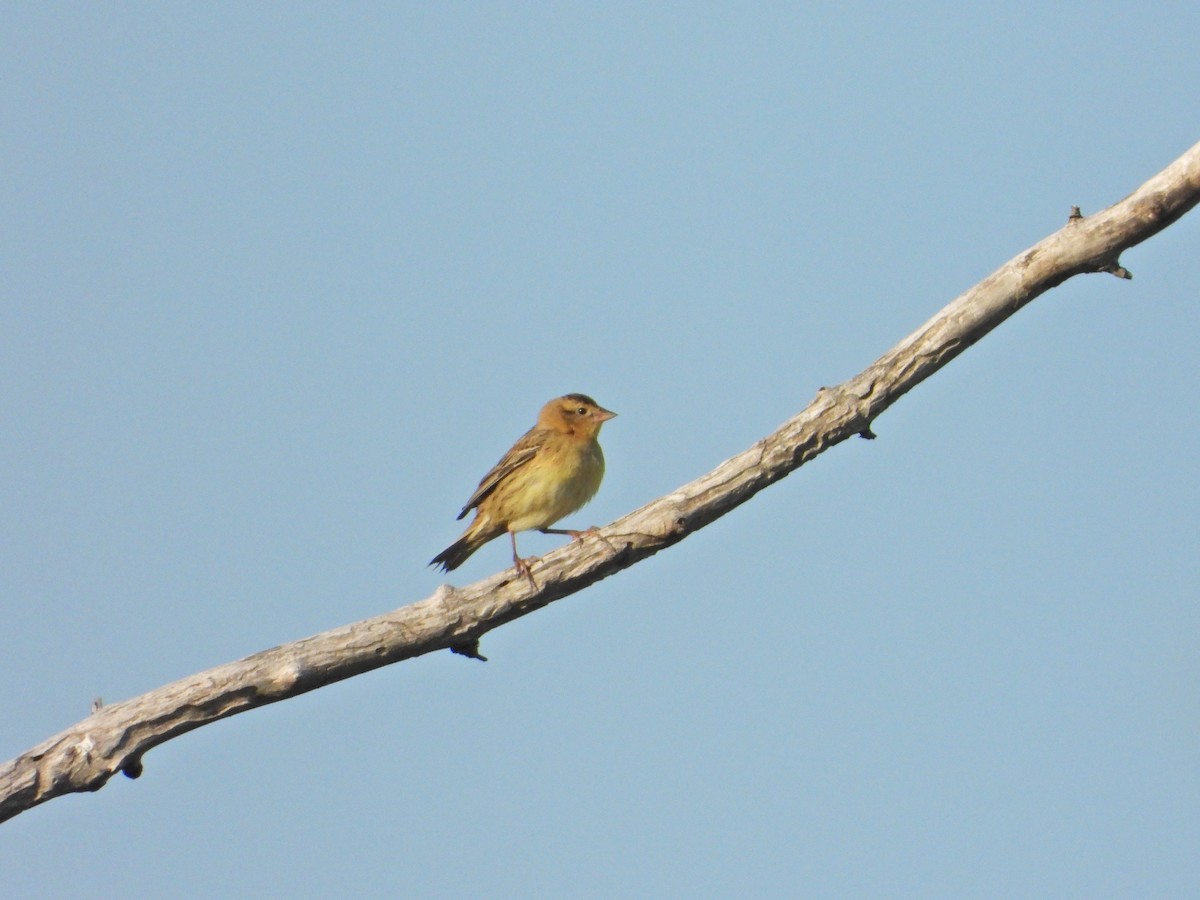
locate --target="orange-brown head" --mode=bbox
[537,393,617,439]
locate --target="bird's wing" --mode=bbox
[455,430,543,520]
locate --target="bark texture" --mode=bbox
[3,140,1198,824]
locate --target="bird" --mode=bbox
[430,393,616,585]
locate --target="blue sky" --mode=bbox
[3,4,1198,897]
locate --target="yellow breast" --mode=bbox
[501,438,605,532]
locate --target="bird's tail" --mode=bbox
[429,523,499,572]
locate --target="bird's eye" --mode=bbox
[576,407,587,415]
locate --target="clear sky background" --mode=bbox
[3,4,1198,897]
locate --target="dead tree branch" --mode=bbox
[3,139,1198,824]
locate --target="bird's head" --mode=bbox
[539,393,617,437]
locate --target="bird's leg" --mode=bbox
[540,525,616,553]
[510,530,539,589]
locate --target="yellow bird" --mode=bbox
[430,393,616,583]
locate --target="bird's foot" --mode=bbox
[513,554,540,589]
[543,525,613,550]
[568,526,616,553]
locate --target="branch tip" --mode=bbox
[450,641,488,662]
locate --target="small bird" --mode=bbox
[430,393,616,584]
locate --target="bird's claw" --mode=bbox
[513,555,540,589]
[569,526,616,554]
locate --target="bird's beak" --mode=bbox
[595,407,617,422]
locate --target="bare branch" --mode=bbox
[4,139,1198,825]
